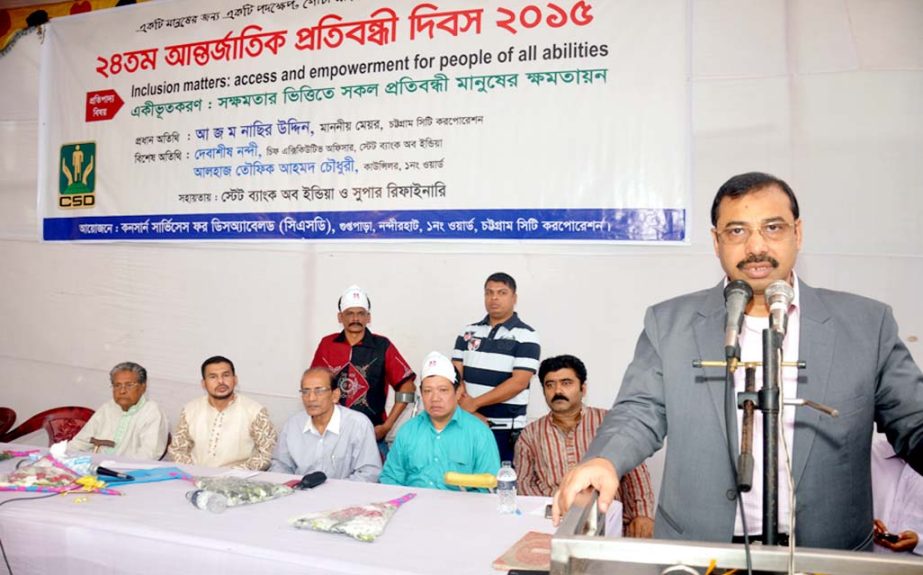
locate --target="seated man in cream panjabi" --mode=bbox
[271,367,381,481]
[169,355,277,470]
[380,351,500,490]
[70,361,169,460]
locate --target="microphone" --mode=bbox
[296,471,327,490]
[91,464,134,481]
[724,280,753,359]
[764,280,794,336]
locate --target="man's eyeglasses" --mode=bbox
[111,381,142,391]
[299,387,333,397]
[715,221,795,245]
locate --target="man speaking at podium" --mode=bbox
[553,172,923,551]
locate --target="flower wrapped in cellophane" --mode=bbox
[291,493,416,542]
[193,476,293,507]
[0,454,119,495]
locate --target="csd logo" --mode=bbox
[59,142,96,210]
[59,194,96,208]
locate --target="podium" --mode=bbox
[551,491,923,575]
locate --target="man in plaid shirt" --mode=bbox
[515,354,655,537]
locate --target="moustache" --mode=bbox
[737,254,779,270]
[551,395,569,402]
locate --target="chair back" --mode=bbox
[0,407,16,437]
[160,432,172,461]
[1,406,95,445]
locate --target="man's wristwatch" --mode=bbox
[395,392,415,404]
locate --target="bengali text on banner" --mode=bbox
[39,0,689,242]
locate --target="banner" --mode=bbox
[38,0,689,242]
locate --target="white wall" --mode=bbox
[2,1,922,501]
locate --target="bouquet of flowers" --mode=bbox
[4,456,76,488]
[291,493,416,542]
[193,476,293,507]
[0,454,120,495]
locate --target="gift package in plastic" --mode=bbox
[291,493,416,542]
[192,476,294,508]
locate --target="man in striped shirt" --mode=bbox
[453,272,541,462]
[514,354,655,537]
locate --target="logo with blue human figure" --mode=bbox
[59,142,96,208]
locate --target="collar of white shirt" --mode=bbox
[305,404,342,436]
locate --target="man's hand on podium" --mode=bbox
[551,457,619,526]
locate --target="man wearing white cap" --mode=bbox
[311,285,416,456]
[380,351,500,490]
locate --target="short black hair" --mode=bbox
[201,355,235,379]
[484,272,517,292]
[710,172,799,226]
[539,355,587,386]
[303,367,337,390]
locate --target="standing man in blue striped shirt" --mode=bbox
[453,272,541,462]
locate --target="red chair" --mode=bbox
[1,406,94,445]
[0,407,16,437]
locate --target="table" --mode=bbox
[0,444,554,574]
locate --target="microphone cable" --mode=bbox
[0,491,61,575]
[775,346,799,575]
[852,527,876,552]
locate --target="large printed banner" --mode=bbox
[39,0,689,242]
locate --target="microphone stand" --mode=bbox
[760,327,783,546]
[696,357,830,546]
[740,331,835,546]
[699,289,840,546]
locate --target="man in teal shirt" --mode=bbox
[381,351,500,490]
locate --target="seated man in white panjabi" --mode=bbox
[70,361,169,459]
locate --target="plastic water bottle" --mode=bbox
[186,489,227,513]
[497,461,517,514]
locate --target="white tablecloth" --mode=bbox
[0,444,554,574]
